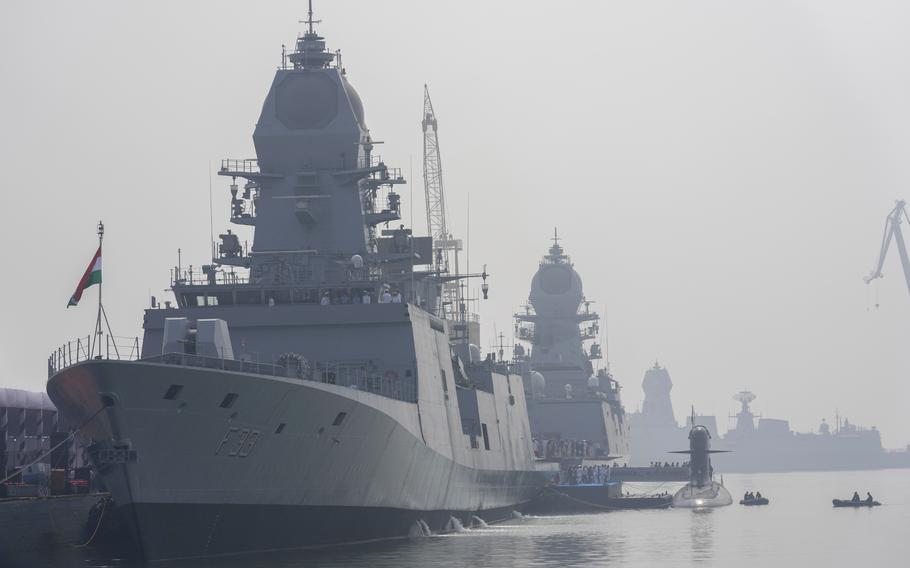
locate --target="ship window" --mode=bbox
[163,384,183,400]
[481,423,490,450]
[220,393,239,409]
[332,412,347,426]
[275,423,286,434]
[440,369,448,393]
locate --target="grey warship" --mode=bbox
[512,233,630,463]
[45,6,546,560]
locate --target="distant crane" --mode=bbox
[865,200,910,300]
[422,85,463,319]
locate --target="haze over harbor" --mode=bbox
[1,0,907,450]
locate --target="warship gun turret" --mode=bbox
[45,5,546,560]
[512,232,630,465]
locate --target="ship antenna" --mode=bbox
[304,0,320,35]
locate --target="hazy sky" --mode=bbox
[1,1,908,446]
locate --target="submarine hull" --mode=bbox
[672,482,732,508]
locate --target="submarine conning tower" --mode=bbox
[514,231,614,401]
[212,3,414,292]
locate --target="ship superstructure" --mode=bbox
[46,6,546,560]
[627,362,688,465]
[512,232,630,462]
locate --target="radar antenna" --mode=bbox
[865,200,910,301]
[733,390,756,413]
[301,0,321,35]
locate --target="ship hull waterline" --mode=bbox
[47,360,547,560]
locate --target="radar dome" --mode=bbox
[528,248,584,317]
[342,76,366,128]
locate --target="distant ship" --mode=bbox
[46,6,547,561]
[628,364,910,472]
[511,232,630,464]
[713,391,909,472]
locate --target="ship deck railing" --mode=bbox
[47,334,143,377]
[48,341,417,403]
[219,158,259,174]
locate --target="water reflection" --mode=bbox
[689,508,716,563]
[9,471,910,568]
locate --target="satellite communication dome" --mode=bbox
[351,254,364,268]
[587,375,600,389]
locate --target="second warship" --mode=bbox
[511,233,630,466]
[45,6,547,561]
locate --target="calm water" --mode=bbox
[8,469,909,568]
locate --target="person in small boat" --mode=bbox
[866,492,874,504]
[852,491,861,502]
[743,492,750,501]
[755,491,762,499]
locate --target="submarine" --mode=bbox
[670,415,732,508]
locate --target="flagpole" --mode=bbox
[94,220,104,358]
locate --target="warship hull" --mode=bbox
[47,360,545,560]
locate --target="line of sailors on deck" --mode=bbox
[555,464,612,486]
[649,461,687,468]
[317,288,402,306]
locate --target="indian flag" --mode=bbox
[67,246,102,307]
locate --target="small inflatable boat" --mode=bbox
[739,497,769,506]
[832,499,880,508]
